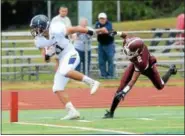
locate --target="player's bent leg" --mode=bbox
[145,64,165,90]
[66,70,84,80]
[59,50,100,95]
[55,91,80,120]
[103,64,135,119]
[66,70,100,95]
[53,73,80,120]
[55,91,70,104]
[162,64,177,83]
[53,91,80,120]
[146,64,177,90]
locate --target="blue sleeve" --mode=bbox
[105,21,112,31]
[95,21,99,28]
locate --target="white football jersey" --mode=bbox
[34,21,75,59]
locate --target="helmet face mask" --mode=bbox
[123,46,139,60]
[30,27,47,37]
[30,15,50,37]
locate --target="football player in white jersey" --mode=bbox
[30,15,108,120]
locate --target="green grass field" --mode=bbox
[113,17,176,31]
[2,106,184,134]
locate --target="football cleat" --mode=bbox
[169,64,177,75]
[90,81,100,95]
[103,110,114,119]
[60,110,80,120]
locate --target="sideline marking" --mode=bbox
[151,113,171,116]
[138,118,154,121]
[15,122,136,134]
[77,120,92,122]
[34,117,57,119]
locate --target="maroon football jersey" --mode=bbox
[123,37,157,72]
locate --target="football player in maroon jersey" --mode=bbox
[103,32,177,118]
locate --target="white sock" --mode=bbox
[65,102,76,112]
[82,75,94,85]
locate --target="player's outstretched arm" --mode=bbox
[38,46,55,63]
[95,27,109,34]
[38,48,50,63]
[122,71,140,94]
[109,31,127,38]
[66,26,88,35]
[116,71,140,99]
[127,71,140,89]
[66,26,108,36]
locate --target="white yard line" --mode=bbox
[77,120,93,122]
[150,113,171,116]
[137,118,155,121]
[15,122,136,134]
[33,116,57,119]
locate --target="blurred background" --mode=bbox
[1,0,184,30]
[1,0,184,82]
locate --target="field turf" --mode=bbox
[2,106,184,134]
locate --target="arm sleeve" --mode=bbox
[34,36,55,48]
[105,22,113,31]
[95,22,99,29]
[141,51,149,71]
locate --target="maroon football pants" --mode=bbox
[117,63,164,92]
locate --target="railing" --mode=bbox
[1,29,184,80]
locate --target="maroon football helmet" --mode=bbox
[123,37,144,59]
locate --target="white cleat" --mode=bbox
[60,110,80,120]
[90,81,100,95]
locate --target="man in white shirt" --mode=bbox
[51,6,72,27]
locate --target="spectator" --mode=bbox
[51,5,72,27]
[175,13,184,48]
[95,12,115,79]
[74,18,92,75]
[176,13,184,37]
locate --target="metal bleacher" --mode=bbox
[1,29,184,80]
